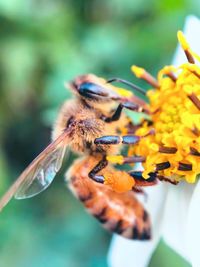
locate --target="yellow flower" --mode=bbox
[130,31,200,183]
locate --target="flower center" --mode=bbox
[130,32,200,184]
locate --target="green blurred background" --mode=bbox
[0,0,199,266]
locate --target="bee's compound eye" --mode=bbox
[78,82,108,99]
[78,83,92,96]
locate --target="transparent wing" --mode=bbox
[15,144,67,199]
[0,131,69,211]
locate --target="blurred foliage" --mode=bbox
[0,0,199,266]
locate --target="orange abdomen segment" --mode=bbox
[66,156,151,240]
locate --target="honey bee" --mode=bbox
[0,74,156,239]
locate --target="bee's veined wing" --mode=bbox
[15,143,68,200]
[0,130,69,212]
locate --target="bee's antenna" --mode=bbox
[107,77,146,96]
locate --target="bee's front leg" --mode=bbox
[103,102,149,123]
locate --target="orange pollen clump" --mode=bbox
[104,170,135,193]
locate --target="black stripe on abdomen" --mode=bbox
[93,207,107,223]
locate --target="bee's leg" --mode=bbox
[106,155,145,164]
[95,135,140,145]
[132,186,148,201]
[88,157,108,183]
[130,171,179,185]
[103,102,149,123]
[105,156,158,187]
[94,130,154,145]
[129,171,158,187]
[92,155,146,182]
[88,157,136,193]
[132,187,145,194]
[157,175,179,185]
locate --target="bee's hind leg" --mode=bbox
[130,171,158,200]
[129,171,157,186]
[88,155,147,186]
[88,157,108,183]
[88,156,136,193]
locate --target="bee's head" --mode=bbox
[67,74,121,102]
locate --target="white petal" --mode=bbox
[162,182,196,262]
[107,182,168,267]
[182,16,200,266]
[186,179,200,267]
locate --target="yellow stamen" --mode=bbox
[131,65,145,78]
[177,30,200,63]
[177,31,189,50]
[132,65,159,88]
[106,155,124,165]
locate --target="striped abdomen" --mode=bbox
[66,156,151,240]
